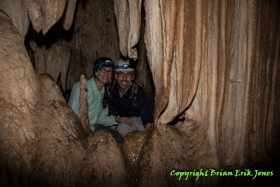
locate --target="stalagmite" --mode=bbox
[78,74,91,134]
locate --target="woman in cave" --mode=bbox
[68,57,133,143]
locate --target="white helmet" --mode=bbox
[115,58,135,72]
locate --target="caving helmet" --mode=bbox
[115,58,135,72]
[93,57,115,71]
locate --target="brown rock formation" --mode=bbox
[78,74,91,134]
[26,0,121,94]
[118,0,280,186]
[0,1,134,186]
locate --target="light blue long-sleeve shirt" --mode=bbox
[68,78,117,132]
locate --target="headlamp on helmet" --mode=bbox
[115,58,135,72]
[93,57,115,71]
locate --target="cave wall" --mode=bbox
[27,0,121,94]
[0,1,136,186]
[66,0,121,86]
[133,0,280,186]
[114,0,280,186]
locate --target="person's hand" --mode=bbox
[116,116,133,127]
[120,117,133,126]
[145,123,152,131]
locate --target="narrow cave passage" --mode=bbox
[24,0,155,109]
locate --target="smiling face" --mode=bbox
[94,67,113,84]
[115,70,135,90]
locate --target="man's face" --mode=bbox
[95,67,113,84]
[115,70,135,90]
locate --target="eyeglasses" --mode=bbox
[98,68,113,75]
[117,72,134,78]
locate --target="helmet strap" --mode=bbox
[96,71,106,85]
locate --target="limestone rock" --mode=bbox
[78,74,91,134]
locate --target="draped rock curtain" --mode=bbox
[114,0,280,185]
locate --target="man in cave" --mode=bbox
[109,58,153,137]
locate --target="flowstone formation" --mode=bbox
[115,0,280,186]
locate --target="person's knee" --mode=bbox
[96,125,123,143]
[116,123,130,137]
[114,133,123,143]
[107,128,123,143]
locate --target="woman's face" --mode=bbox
[94,67,113,84]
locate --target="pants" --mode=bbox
[95,125,123,143]
[116,116,145,137]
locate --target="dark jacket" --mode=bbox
[111,83,153,127]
